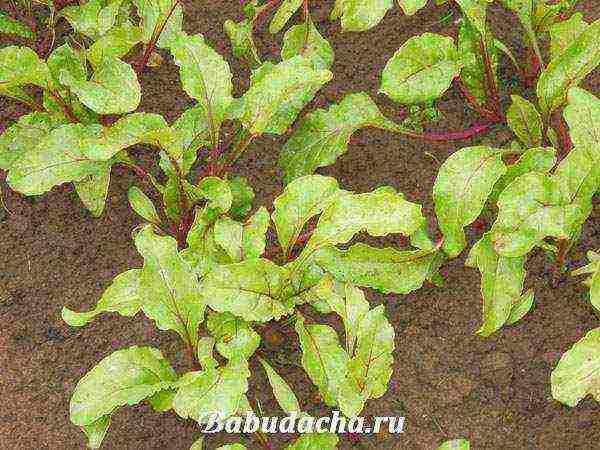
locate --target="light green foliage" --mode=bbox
[491,172,576,257]
[6,124,117,195]
[397,0,428,15]
[171,33,233,143]
[380,33,462,105]
[279,93,395,182]
[455,0,489,35]
[0,46,50,94]
[0,112,65,170]
[302,186,424,257]
[490,147,557,203]
[47,43,87,89]
[133,0,183,48]
[217,445,246,450]
[201,258,293,322]
[0,12,35,39]
[62,269,142,327]
[242,207,270,259]
[70,346,177,446]
[458,19,498,107]
[315,243,443,294]
[549,13,589,61]
[506,95,543,148]
[273,175,342,254]
[228,176,255,220]
[82,416,110,449]
[74,167,111,217]
[295,315,349,405]
[269,0,303,34]
[61,57,141,114]
[259,358,302,414]
[537,19,600,114]
[551,327,600,406]
[333,0,393,32]
[196,337,218,370]
[466,233,530,336]
[207,312,261,360]
[572,251,600,312]
[237,56,332,135]
[286,433,339,449]
[61,0,123,40]
[433,146,506,258]
[296,284,395,417]
[87,22,143,68]
[214,217,244,261]
[173,358,250,423]
[302,186,425,257]
[437,439,470,450]
[224,18,261,65]
[134,226,204,346]
[281,21,334,70]
[128,186,161,224]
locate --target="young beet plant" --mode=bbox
[1,0,599,448]
[62,174,439,448]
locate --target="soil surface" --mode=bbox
[1,1,600,449]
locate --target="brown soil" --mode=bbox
[1,1,600,449]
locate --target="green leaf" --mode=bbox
[273,175,342,254]
[224,19,261,65]
[315,243,443,295]
[536,18,600,115]
[549,12,589,61]
[214,217,244,262]
[437,439,470,450]
[74,165,111,217]
[207,312,261,360]
[133,0,183,48]
[187,176,233,214]
[506,289,535,325]
[237,56,332,135]
[60,0,105,39]
[302,187,425,257]
[169,105,212,161]
[295,315,348,405]
[171,33,233,143]
[342,303,395,416]
[551,327,600,406]
[134,225,205,346]
[433,146,506,258]
[455,0,488,35]
[70,346,177,427]
[269,0,303,34]
[190,437,204,450]
[0,46,50,94]
[458,19,498,108]
[397,0,428,15]
[336,0,393,32]
[61,57,141,114]
[572,250,600,312]
[229,176,255,220]
[173,358,250,423]
[490,147,557,203]
[279,93,394,182]
[0,112,65,170]
[243,207,270,259]
[82,415,110,449]
[466,233,527,337]
[6,124,119,196]
[47,43,87,89]
[491,172,575,257]
[259,358,302,415]
[286,433,339,449]
[62,268,142,327]
[128,186,160,224]
[281,21,334,70]
[507,95,543,148]
[87,22,143,68]
[201,258,293,322]
[380,33,462,105]
[217,445,246,450]
[196,337,218,370]
[0,12,35,40]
